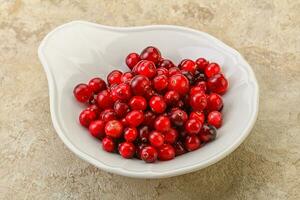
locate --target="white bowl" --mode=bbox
[38,21,259,179]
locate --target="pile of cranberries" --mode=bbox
[73,46,228,163]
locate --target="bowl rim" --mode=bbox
[38,20,259,179]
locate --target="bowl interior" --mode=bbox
[39,21,258,178]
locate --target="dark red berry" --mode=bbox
[126,53,140,70]
[185,136,201,151]
[79,110,97,127]
[164,90,180,106]
[107,70,122,85]
[168,74,190,95]
[133,60,157,79]
[125,110,144,127]
[138,126,150,143]
[111,83,132,101]
[153,75,168,92]
[136,143,147,159]
[205,63,221,78]
[157,59,175,69]
[156,67,169,76]
[179,59,197,75]
[118,142,135,159]
[88,120,105,139]
[164,128,178,144]
[102,137,115,152]
[105,120,123,139]
[194,81,207,93]
[199,124,217,143]
[207,111,222,128]
[206,73,229,95]
[142,111,156,127]
[99,109,117,123]
[88,77,106,93]
[170,109,188,127]
[97,90,113,109]
[121,72,134,83]
[129,96,147,111]
[114,101,129,118]
[140,46,161,64]
[154,115,171,132]
[86,104,101,116]
[73,83,93,103]
[130,75,151,95]
[149,131,164,148]
[195,58,209,72]
[141,146,158,163]
[181,70,194,84]
[124,127,138,142]
[207,93,223,111]
[185,119,202,135]
[149,95,167,113]
[190,92,207,111]
[158,144,175,161]
[173,141,186,156]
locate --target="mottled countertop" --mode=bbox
[1,0,299,199]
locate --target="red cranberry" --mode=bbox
[139,126,150,143]
[126,53,140,70]
[206,73,229,95]
[190,86,205,96]
[133,60,157,79]
[173,141,186,156]
[141,146,158,163]
[136,143,147,159]
[129,96,147,111]
[185,119,202,135]
[79,110,97,127]
[111,83,132,101]
[205,63,221,78]
[149,96,167,113]
[194,81,207,92]
[157,67,169,76]
[158,144,175,161]
[164,128,178,144]
[73,83,93,103]
[157,59,175,69]
[88,77,106,94]
[121,72,134,83]
[140,46,161,64]
[207,111,222,128]
[181,70,194,85]
[207,93,223,111]
[149,131,164,148]
[86,104,100,116]
[130,75,151,95]
[170,109,188,127]
[97,90,113,109]
[164,90,180,105]
[190,92,207,111]
[114,101,129,118]
[195,58,209,72]
[179,59,197,75]
[153,75,168,92]
[120,117,128,126]
[168,74,190,95]
[168,67,181,76]
[154,115,171,132]
[125,110,144,127]
[199,124,217,143]
[124,127,138,142]
[99,109,117,123]
[107,70,122,85]
[105,120,123,139]
[88,120,105,139]
[190,111,205,124]
[185,136,201,151]
[102,137,115,152]
[118,142,135,159]
[142,111,156,127]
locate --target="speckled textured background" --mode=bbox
[0,0,299,199]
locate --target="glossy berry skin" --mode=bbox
[173,141,186,156]
[189,111,205,124]
[168,67,181,76]
[138,126,150,143]
[88,120,105,139]
[153,75,168,92]
[136,143,148,159]
[86,104,100,116]
[158,144,175,161]
[79,110,97,127]
[133,60,157,79]
[97,90,113,109]
[118,142,136,159]
[125,110,144,127]
[154,116,171,132]
[170,109,188,127]
[164,128,178,144]
[194,81,207,93]
[114,101,129,118]
[185,119,202,135]
[199,124,217,143]
[195,58,209,72]
[190,86,205,96]
[142,111,156,127]
[149,131,164,148]
[206,73,229,95]
[129,96,147,111]
[124,127,138,142]
[130,75,151,96]
[207,111,222,128]
[164,90,180,105]
[168,74,190,95]
[179,59,197,75]
[156,67,169,76]
[111,83,132,101]
[99,109,117,123]
[185,136,201,151]
[190,92,207,111]
[205,63,221,78]
[107,70,122,85]
[88,77,107,93]
[149,96,167,114]
[102,137,115,152]
[157,59,175,69]
[140,46,161,64]
[141,146,158,163]
[126,53,140,70]
[121,72,134,83]
[207,93,223,111]
[181,70,194,85]
[105,120,123,139]
[73,83,93,103]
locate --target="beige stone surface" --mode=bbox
[0,0,300,199]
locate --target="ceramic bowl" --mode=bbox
[38,21,259,178]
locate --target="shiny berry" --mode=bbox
[121,72,134,83]
[170,109,188,126]
[206,73,229,95]
[124,127,138,142]
[88,77,106,94]
[86,104,101,116]
[99,109,117,123]
[185,119,202,135]
[173,141,186,156]
[205,63,221,78]
[111,83,132,101]
[129,96,147,111]
[141,146,158,163]
[207,93,223,111]
[136,143,147,159]
[107,70,122,85]
[139,126,150,143]
[190,86,205,96]
[149,96,167,113]
[194,81,207,92]
[181,70,194,84]
[142,111,156,127]
[126,53,140,70]
[168,74,190,95]
[164,128,178,144]
[156,67,169,76]
[149,131,164,148]
[140,46,161,64]
[102,137,115,152]
[118,142,135,159]
[190,111,205,124]
[154,116,171,132]
[125,110,144,127]
[130,75,151,95]
[164,90,180,105]
[114,101,129,118]
[153,75,168,92]
[158,144,175,161]
[185,136,201,151]
[157,59,175,69]
[79,110,97,127]
[190,92,207,111]
[73,83,93,103]
[179,59,197,75]
[207,111,222,128]
[105,120,123,139]
[168,67,181,76]
[97,90,113,109]
[133,60,157,79]
[88,120,106,139]
[199,124,217,143]
[195,58,209,72]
